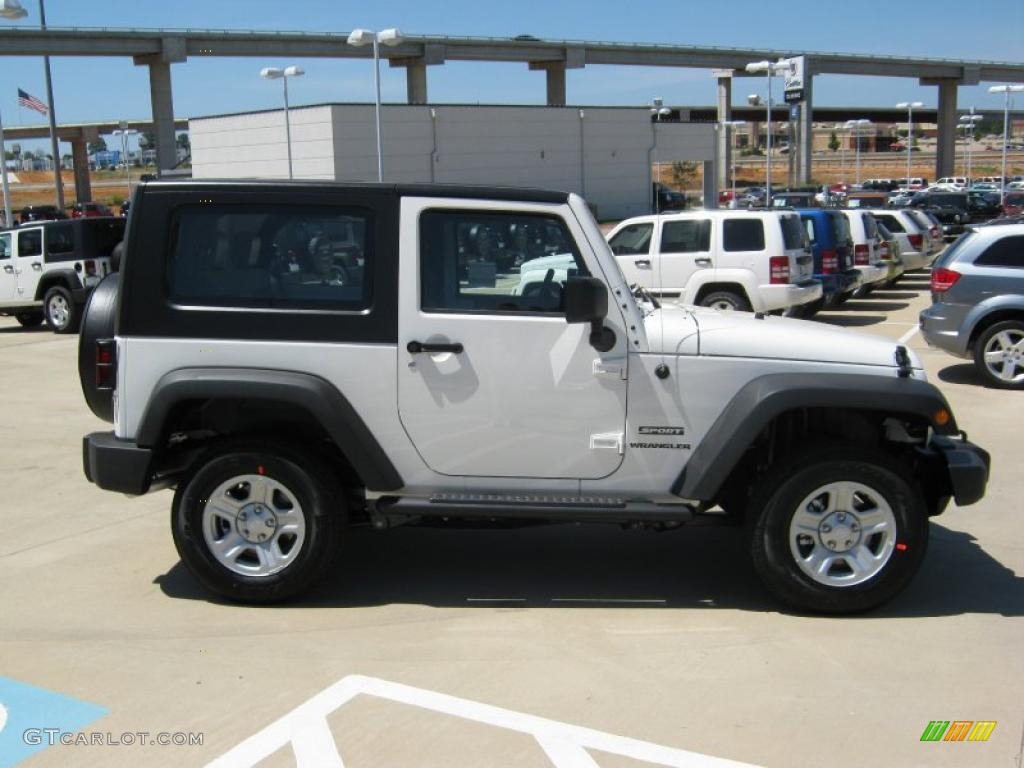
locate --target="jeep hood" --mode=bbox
[644,305,922,370]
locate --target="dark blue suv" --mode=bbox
[791,209,862,316]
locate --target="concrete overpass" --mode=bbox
[1,26,1022,190]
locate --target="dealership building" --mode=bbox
[189,104,718,221]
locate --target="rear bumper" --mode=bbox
[919,303,970,357]
[856,264,888,286]
[929,435,990,507]
[83,431,154,496]
[758,280,823,311]
[819,270,862,300]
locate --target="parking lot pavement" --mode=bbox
[1,272,1021,768]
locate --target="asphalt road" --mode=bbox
[0,271,1021,768]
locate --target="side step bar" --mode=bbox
[375,496,696,525]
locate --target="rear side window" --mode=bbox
[831,214,851,245]
[780,215,806,249]
[608,222,653,255]
[44,222,75,261]
[420,209,587,314]
[660,219,710,253]
[873,214,904,233]
[86,219,126,257]
[17,229,42,257]
[168,205,372,311]
[861,214,878,239]
[0,233,9,259]
[803,218,817,244]
[974,235,1024,268]
[722,219,765,252]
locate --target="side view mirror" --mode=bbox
[565,276,615,352]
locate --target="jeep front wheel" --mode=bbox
[43,285,80,334]
[749,448,927,613]
[172,442,342,603]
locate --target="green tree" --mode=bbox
[671,160,699,188]
[176,132,190,150]
[138,131,157,149]
[88,138,107,153]
[828,131,840,152]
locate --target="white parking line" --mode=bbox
[207,675,762,768]
[898,325,920,344]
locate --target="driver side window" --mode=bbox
[420,209,588,314]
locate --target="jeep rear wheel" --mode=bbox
[699,290,750,312]
[172,442,342,603]
[43,285,80,334]
[749,447,927,614]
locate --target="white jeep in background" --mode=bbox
[79,180,988,614]
[605,210,822,314]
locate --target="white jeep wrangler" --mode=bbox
[79,181,989,613]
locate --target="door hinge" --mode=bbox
[590,432,624,455]
[593,359,627,379]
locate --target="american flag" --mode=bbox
[17,88,48,116]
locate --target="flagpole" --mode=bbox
[38,0,64,211]
[1,105,12,228]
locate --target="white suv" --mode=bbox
[0,218,122,332]
[839,210,889,294]
[864,210,931,272]
[606,210,821,313]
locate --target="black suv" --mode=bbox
[909,192,974,241]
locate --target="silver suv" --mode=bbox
[920,222,1024,389]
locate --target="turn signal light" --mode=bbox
[931,268,961,294]
[84,259,97,277]
[934,408,951,427]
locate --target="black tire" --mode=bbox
[699,290,751,312]
[852,284,874,299]
[973,320,1024,390]
[882,277,901,289]
[748,446,928,614]
[833,290,854,306]
[171,441,343,603]
[786,298,821,319]
[42,285,80,334]
[15,311,43,327]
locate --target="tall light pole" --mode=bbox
[112,126,137,198]
[260,66,305,180]
[651,97,671,212]
[895,101,923,192]
[988,85,1024,206]
[347,28,404,183]
[0,104,12,227]
[721,119,746,206]
[745,60,786,204]
[845,119,871,186]
[958,110,982,181]
[1,0,64,211]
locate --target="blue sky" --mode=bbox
[2,0,1022,154]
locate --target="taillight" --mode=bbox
[854,244,869,266]
[769,256,790,284]
[929,226,938,238]
[909,233,923,249]
[84,259,96,277]
[931,268,961,293]
[95,339,116,390]
[879,241,890,260]
[822,249,838,274]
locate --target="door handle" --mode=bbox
[407,340,464,354]
[634,259,651,269]
[31,262,42,271]
[695,257,712,267]
[2,265,12,274]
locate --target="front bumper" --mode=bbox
[929,434,990,507]
[83,432,154,496]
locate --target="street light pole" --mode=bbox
[988,85,1024,206]
[746,61,785,204]
[958,111,981,181]
[896,101,923,192]
[721,120,746,207]
[260,66,305,180]
[347,28,404,183]
[112,126,137,198]
[845,119,871,187]
[651,98,671,213]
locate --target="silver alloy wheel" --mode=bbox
[47,293,70,329]
[201,473,306,577]
[788,480,897,587]
[982,328,1024,384]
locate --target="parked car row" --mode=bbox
[5,201,126,228]
[604,207,940,318]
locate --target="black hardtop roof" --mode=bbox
[137,179,570,205]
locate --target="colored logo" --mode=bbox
[920,720,996,742]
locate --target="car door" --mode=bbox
[397,197,628,480]
[13,227,44,301]
[656,217,712,293]
[0,232,16,304]
[607,220,654,289]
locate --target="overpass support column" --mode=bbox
[134,38,186,175]
[544,63,567,107]
[798,71,814,185]
[405,61,428,104]
[713,70,732,194]
[935,79,958,179]
[70,137,91,203]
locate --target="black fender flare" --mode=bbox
[672,373,958,502]
[137,367,403,492]
[34,268,83,301]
